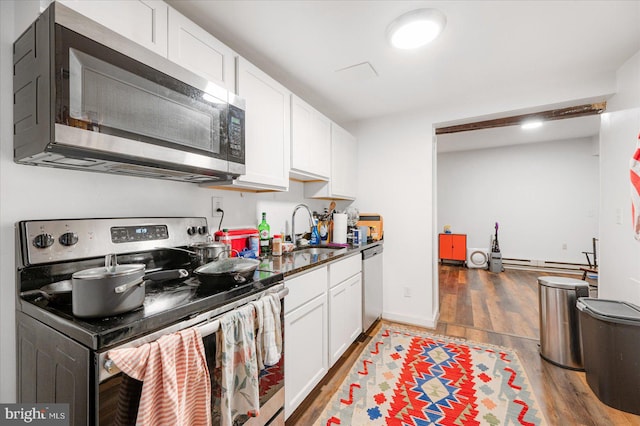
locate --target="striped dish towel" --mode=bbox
[216,304,260,426]
[108,328,211,426]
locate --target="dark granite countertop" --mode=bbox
[257,240,383,278]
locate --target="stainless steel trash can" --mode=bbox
[577,298,640,415]
[538,276,589,370]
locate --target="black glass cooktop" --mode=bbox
[18,252,283,350]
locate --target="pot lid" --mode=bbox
[72,253,145,280]
[195,258,259,274]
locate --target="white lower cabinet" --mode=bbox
[284,266,328,419]
[284,294,328,419]
[329,272,362,366]
[284,255,362,418]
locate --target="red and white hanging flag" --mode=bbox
[631,132,640,240]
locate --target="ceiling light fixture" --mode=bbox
[521,120,544,130]
[387,8,447,49]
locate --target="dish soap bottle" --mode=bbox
[258,212,271,255]
[310,218,320,245]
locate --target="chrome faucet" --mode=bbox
[291,203,315,246]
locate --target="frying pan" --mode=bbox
[20,280,73,305]
[194,258,259,288]
[20,269,189,306]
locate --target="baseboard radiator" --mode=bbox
[502,257,587,273]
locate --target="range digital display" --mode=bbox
[110,225,168,243]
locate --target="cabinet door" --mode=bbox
[304,123,357,200]
[59,0,168,57]
[284,294,328,419]
[439,234,451,259]
[329,273,362,366]
[230,57,291,191]
[290,95,331,180]
[167,7,236,92]
[330,124,357,199]
[285,266,328,314]
[451,234,467,261]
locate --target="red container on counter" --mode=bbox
[214,228,259,257]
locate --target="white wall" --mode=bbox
[0,1,335,402]
[438,137,599,263]
[354,113,434,328]
[598,50,640,303]
[355,42,619,333]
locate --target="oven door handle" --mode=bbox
[101,285,288,379]
[197,287,288,338]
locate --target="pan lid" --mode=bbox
[72,254,144,280]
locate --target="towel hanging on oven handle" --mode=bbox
[103,286,288,376]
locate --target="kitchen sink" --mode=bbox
[293,246,346,255]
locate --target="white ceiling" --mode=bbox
[166,0,640,148]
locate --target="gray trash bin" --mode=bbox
[538,276,589,370]
[577,298,640,415]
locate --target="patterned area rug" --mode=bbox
[314,326,547,426]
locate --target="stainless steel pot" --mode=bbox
[189,241,228,265]
[72,254,145,318]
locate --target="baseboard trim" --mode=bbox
[383,312,438,329]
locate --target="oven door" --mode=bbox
[97,298,285,425]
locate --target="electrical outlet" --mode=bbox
[562,243,567,250]
[404,287,411,298]
[212,196,223,217]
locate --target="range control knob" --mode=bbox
[198,226,208,235]
[187,226,197,236]
[59,232,79,246]
[33,233,54,249]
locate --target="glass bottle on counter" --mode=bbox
[258,212,271,256]
[220,228,232,257]
[272,234,282,256]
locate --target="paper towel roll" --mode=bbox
[332,213,348,244]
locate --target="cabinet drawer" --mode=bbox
[329,254,361,288]
[285,266,328,313]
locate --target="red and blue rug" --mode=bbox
[314,326,547,426]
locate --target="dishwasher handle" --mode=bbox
[362,244,383,260]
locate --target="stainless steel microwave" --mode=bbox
[13,3,245,183]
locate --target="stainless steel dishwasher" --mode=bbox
[362,244,383,331]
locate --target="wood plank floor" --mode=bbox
[286,265,640,426]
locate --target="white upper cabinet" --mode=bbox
[330,124,358,199]
[58,0,168,57]
[167,7,236,92]
[290,95,331,181]
[305,123,358,200]
[215,57,290,191]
